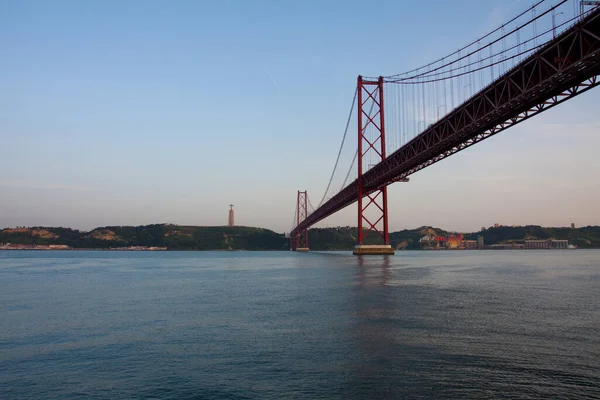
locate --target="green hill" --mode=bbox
[0,224,288,250]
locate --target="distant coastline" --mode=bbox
[0,244,168,251]
[1,224,599,251]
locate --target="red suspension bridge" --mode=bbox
[290,1,600,254]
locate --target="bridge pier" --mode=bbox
[353,244,394,255]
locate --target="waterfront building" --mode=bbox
[447,234,463,249]
[477,235,484,249]
[524,239,569,249]
[551,240,569,249]
[463,240,478,249]
[489,243,513,249]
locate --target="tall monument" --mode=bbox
[228,204,235,227]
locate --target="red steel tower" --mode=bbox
[354,76,394,255]
[294,191,309,251]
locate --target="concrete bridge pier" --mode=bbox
[353,244,394,255]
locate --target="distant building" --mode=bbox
[447,234,463,249]
[48,245,70,250]
[419,235,434,243]
[463,240,478,249]
[571,223,575,229]
[494,223,500,228]
[525,240,551,249]
[551,240,569,249]
[525,239,569,249]
[477,235,484,249]
[489,243,513,249]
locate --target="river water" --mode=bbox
[1,250,599,399]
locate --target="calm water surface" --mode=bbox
[1,250,599,399]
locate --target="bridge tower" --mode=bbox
[354,76,394,255]
[294,190,309,252]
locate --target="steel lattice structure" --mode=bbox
[291,7,600,239]
[357,76,390,245]
[292,191,309,249]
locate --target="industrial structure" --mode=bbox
[290,2,600,254]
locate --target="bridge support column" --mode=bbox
[354,76,394,256]
[294,190,309,252]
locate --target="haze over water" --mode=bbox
[1,250,599,399]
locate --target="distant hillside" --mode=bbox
[0,225,288,251]
[464,225,600,248]
[308,225,600,250]
[2,224,599,251]
[390,226,450,250]
[308,226,449,250]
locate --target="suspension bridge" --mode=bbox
[290,0,600,255]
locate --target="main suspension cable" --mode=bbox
[307,196,317,214]
[384,0,567,83]
[317,87,358,208]
[340,150,358,191]
[379,0,547,79]
[387,14,575,83]
[290,200,298,233]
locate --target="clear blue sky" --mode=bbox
[1,0,598,233]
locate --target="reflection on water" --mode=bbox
[349,252,600,398]
[352,255,400,398]
[1,250,599,399]
[355,254,392,286]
